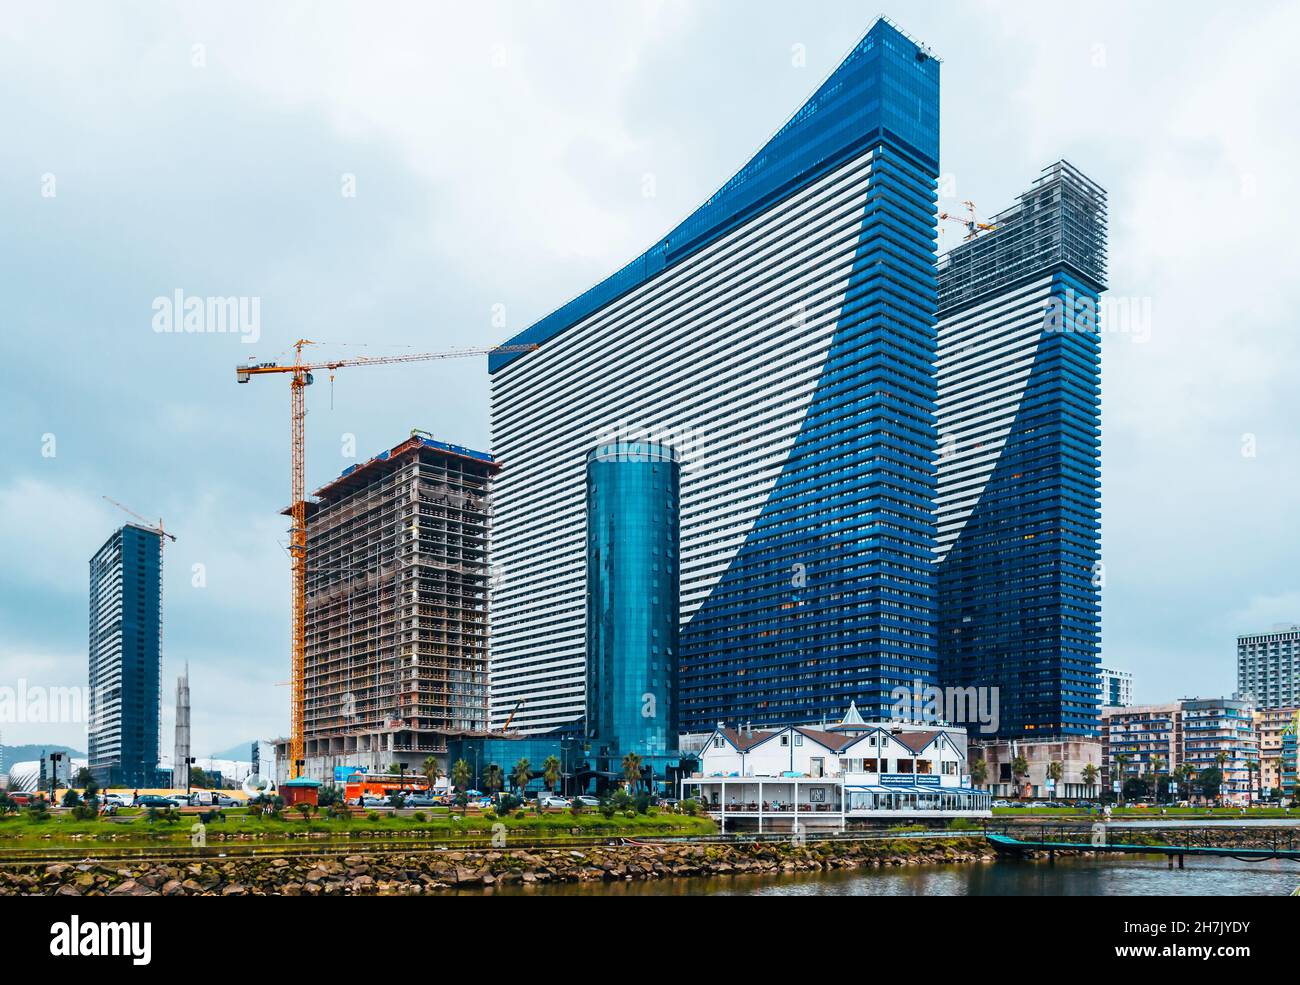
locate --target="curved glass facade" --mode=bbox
[585,441,681,766]
[936,162,1107,739]
[489,17,941,734]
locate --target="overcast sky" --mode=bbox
[2,0,1296,755]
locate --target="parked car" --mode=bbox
[573,795,600,807]
[538,795,570,809]
[216,794,241,808]
[135,794,180,808]
[992,800,1011,808]
[102,793,128,808]
[404,793,441,808]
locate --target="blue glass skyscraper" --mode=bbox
[936,161,1107,739]
[585,441,680,770]
[88,524,163,786]
[490,17,941,733]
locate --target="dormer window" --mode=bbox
[780,734,790,747]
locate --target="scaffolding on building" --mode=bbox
[296,435,498,776]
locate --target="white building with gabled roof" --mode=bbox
[681,707,990,830]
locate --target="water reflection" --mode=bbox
[477,856,1299,896]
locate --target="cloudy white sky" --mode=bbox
[2,0,1296,754]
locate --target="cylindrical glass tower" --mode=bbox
[585,440,681,772]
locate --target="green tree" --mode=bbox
[452,758,472,814]
[511,758,531,795]
[1148,755,1167,803]
[1214,751,1230,804]
[388,761,405,781]
[483,763,504,799]
[422,756,442,793]
[622,753,643,792]
[1011,755,1029,799]
[542,755,562,792]
[74,767,93,788]
[1081,762,1100,797]
[1046,760,1064,799]
[1115,754,1132,803]
[1199,766,1224,803]
[969,758,988,788]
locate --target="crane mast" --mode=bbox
[237,338,535,778]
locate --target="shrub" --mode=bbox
[26,801,51,822]
[569,801,584,816]
[514,810,525,820]
[646,807,659,817]
[366,810,380,822]
[483,810,497,821]
[681,798,699,816]
[412,810,427,823]
[623,810,636,819]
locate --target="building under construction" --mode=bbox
[296,433,497,781]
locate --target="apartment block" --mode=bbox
[1238,625,1300,709]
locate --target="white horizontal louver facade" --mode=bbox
[489,149,876,734]
[935,273,1054,559]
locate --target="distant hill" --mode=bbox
[1,744,86,768]
[208,741,257,761]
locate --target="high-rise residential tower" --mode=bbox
[88,524,163,787]
[298,434,495,780]
[936,161,1107,740]
[1098,666,1133,708]
[585,440,681,773]
[1238,624,1300,709]
[489,17,941,734]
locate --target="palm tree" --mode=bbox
[1215,750,1230,805]
[1148,756,1166,803]
[1046,761,1064,800]
[483,763,504,800]
[422,756,442,794]
[1174,763,1196,803]
[622,753,643,793]
[1115,754,1132,803]
[1081,762,1100,798]
[1245,759,1260,804]
[452,758,471,792]
[970,758,988,789]
[452,758,472,815]
[542,755,562,793]
[512,758,531,796]
[1011,755,1029,799]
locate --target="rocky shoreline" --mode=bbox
[3,837,994,896]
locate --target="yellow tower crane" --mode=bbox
[938,200,997,241]
[236,339,536,778]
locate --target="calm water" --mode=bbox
[476,856,1300,896]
